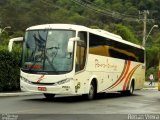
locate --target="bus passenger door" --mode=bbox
[75,32,87,72]
[74,32,88,94]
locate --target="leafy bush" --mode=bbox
[0,50,21,92]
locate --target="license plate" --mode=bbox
[38,87,47,91]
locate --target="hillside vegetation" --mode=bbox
[0,0,160,80]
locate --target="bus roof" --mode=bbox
[27,24,144,50]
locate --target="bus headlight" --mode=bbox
[56,78,72,85]
[20,76,32,84]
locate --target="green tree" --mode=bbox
[114,24,140,44]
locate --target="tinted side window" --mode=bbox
[89,33,110,56]
[89,33,144,63]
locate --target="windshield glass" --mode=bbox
[21,29,75,74]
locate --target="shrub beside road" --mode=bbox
[0,49,21,92]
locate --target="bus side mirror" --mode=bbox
[8,37,23,52]
[67,37,80,53]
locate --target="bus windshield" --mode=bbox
[21,29,76,74]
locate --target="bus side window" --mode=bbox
[76,32,87,72]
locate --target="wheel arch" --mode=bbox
[88,75,98,93]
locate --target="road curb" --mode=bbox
[143,87,158,90]
[0,92,42,97]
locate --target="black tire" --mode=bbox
[83,81,97,100]
[129,82,134,95]
[44,93,55,100]
[121,82,134,96]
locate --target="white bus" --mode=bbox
[20,24,145,100]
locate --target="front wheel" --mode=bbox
[44,93,55,100]
[83,81,97,100]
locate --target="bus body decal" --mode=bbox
[123,64,140,90]
[107,60,127,89]
[102,60,130,91]
[37,75,45,83]
[108,60,131,90]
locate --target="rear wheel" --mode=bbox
[129,82,134,95]
[83,81,97,100]
[121,81,134,96]
[44,93,55,100]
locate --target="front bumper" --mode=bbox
[20,80,76,95]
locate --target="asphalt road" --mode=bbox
[0,89,160,120]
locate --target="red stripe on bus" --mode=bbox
[104,61,127,91]
[123,65,140,90]
[109,60,131,90]
[37,75,45,83]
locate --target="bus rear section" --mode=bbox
[87,31,145,95]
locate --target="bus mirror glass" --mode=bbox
[8,37,23,52]
[67,37,80,53]
[67,38,74,53]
